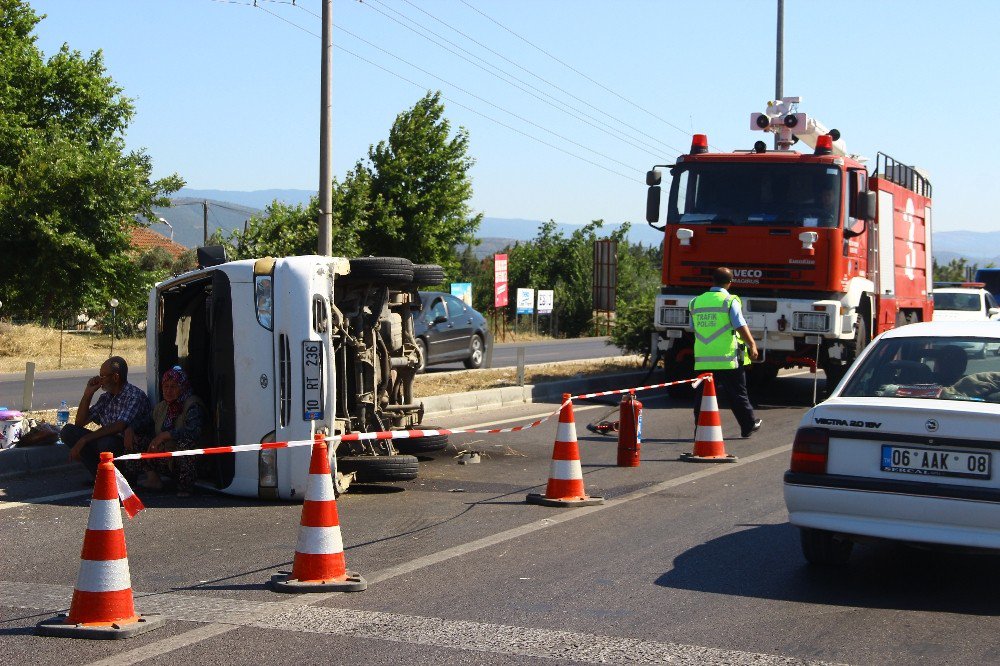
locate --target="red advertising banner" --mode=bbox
[494,253,508,307]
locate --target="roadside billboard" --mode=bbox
[494,254,508,308]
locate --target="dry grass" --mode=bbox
[413,355,644,397]
[0,323,145,373]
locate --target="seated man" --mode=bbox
[61,356,152,480]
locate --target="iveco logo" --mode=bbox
[925,419,938,432]
[733,269,763,278]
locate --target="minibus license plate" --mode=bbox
[880,444,991,480]
[302,341,323,421]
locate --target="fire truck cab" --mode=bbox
[645,97,933,390]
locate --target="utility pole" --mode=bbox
[775,0,784,149]
[317,0,333,256]
[203,200,209,246]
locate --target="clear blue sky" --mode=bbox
[28,0,1000,232]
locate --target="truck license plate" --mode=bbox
[880,445,991,480]
[302,341,324,421]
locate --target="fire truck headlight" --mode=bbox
[793,312,831,332]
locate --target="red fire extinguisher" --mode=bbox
[617,390,642,467]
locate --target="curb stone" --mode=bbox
[0,371,652,479]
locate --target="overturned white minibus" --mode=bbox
[146,248,446,499]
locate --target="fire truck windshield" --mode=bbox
[667,163,842,228]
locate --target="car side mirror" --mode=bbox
[843,219,867,239]
[989,307,1000,318]
[433,315,448,325]
[646,186,663,228]
[855,191,876,220]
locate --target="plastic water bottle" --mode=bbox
[56,400,70,429]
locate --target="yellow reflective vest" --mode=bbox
[689,290,747,370]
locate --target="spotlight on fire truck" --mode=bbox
[752,113,771,130]
[690,134,709,154]
[676,227,694,247]
[754,141,767,153]
[799,231,819,255]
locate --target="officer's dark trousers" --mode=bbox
[60,423,124,480]
[693,367,756,434]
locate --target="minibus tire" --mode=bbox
[412,263,445,286]
[395,427,449,454]
[337,454,419,482]
[344,257,415,284]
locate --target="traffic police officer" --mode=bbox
[691,267,762,438]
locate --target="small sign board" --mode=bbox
[451,282,472,307]
[516,288,535,315]
[537,289,554,314]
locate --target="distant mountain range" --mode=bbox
[148,187,998,266]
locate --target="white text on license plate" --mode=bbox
[880,444,991,480]
[302,341,323,421]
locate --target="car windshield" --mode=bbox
[934,292,981,311]
[841,336,1000,402]
[667,162,841,228]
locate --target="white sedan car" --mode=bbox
[784,320,1000,565]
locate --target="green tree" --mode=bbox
[933,257,976,283]
[361,91,481,275]
[0,1,183,320]
[228,93,478,273]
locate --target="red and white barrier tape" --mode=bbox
[114,376,706,463]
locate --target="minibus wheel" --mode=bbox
[395,426,449,454]
[344,257,415,284]
[337,454,419,482]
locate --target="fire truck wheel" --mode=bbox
[395,426,449,454]
[412,263,446,286]
[337,455,419,482]
[344,257,415,285]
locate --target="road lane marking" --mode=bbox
[1,578,843,666]
[0,489,91,511]
[3,442,795,665]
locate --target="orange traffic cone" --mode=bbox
[681,373,738,463]
[527,394,604,507]
[36,452,164,639]
[270,434,367,592]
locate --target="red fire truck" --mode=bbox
[645,96,933,390]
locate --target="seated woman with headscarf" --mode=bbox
[125,366,207,497]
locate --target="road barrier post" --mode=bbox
[21,362,34,412]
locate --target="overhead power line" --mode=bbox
[357,0,682,158]
[457,0,702,147]
[212,0,642,179]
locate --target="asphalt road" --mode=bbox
[3,373,998,665]
[0,337,620,411]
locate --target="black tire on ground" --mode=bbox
[412,263,445,286]
[799,527,854,566]
[415,337,427,373]
[394,426,449,454]
[344,257,414,284]
[337,454,419,482]
[463,334,485,369]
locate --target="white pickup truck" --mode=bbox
[145,248,447,499]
